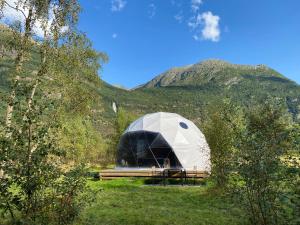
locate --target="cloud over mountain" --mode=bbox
[189,11,221,42]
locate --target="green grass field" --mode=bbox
[75,178,246,225]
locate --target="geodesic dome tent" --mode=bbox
[116,112,211,172]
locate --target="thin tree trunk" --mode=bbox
[6,201,15,221]
[5,7,33,131]
[25,120,33,217]
[24,47,48,157]
[246,185,257,224]
[5,75,19,129]
[22,77,39,123]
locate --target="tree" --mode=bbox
[60,115,109,165]
[0,98,89,224]
[237,102,294,225]
[203,99,244,187]
[284,122,300,225]
[0,0,105,223]
[0,0,80,131]
[109,107,136,164]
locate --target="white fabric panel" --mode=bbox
[124,112,211,172]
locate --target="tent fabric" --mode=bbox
[117,131,182,168]
[117,112,211,172]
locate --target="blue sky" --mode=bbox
[35,1,300,88]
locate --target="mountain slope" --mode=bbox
[121,59,300,122]
[94,58,300,133]
[142,59,292,88]
[1,23,299,138]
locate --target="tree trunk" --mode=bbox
[5,7,33,131]
[23,47,48,157]
[5,75,19,129]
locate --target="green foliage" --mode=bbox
[95,67,300,140]
[115,108,136,135]
[236,102,295,225]
[144,60,286,88]
[52,165,99,225]
[108,108,136,164]
[60,115,109,165]
[0,1,106,224]
[203,99,245,187]
[1,21,300,164]
[284,123,300,224]
[0,95,88,224]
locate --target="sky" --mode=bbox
[76,0,300,88]
[1,0,299,88]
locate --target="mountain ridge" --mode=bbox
[140,59,293,89]
[92,59,300,131]
[1,22,300,138]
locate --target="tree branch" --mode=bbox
[3,0,26,19]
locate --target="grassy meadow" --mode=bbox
[75,178,245,225]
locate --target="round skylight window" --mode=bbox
[179,122,188,129]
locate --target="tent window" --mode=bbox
[117,131,182,169]
[179,122,188,129]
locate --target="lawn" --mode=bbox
[75,178,246,225]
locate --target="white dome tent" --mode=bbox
[116,112,211,173]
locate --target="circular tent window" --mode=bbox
[179,122,188,129]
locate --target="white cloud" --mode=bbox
[148,3,156,19]
[188,14,202,29]
[112,33,118,39]
[200,11,220,42]
[111,0,127,12]
[193,35,200,41]
[191,0,203,12]
[188,11,220,42]
[171,0,221,42]
[0,0,68,37]
[174,11,184,23]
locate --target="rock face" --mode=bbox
[142,59,289,88]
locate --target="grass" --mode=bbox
[75,178,246,225]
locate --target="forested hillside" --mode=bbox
[98,59,300,130]
[1,24,300,165]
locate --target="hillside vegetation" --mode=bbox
[0,22,300,138]
[1,25,300,163]
[97,59,300,133]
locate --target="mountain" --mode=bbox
[96,60,300,128]
[0,23,299,139]
[142,59,292,88]
[91,60,300,138]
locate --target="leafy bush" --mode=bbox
[236,102,296,225]
[203,99,244,187]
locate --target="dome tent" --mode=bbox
[117,112,211,172]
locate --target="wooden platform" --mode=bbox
[99,168,209,180]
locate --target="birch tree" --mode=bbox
[0,0,80,133]
[237,103,294,225]
[0,1,105,223]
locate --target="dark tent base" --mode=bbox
[117,131,182,169]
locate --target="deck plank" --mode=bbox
[99,169,209,179]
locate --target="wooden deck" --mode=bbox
[99,168,209,180]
